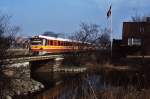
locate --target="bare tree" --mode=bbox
[131,15,146,22]
[69,23,102,53]
[0,13,20,60]
[71,23,100,42]
[70,23,110,49]
[67,23,111,65]
[98,28,111,49]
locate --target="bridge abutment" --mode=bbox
[53,57,64,71]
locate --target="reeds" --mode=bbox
[97,86,150,99]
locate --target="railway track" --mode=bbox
[0,55,63,65]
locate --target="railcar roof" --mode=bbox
[32,35,92,44]
[38,35,71,42]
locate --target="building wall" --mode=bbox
[122,22,150,55]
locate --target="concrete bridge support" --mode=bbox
[53,57,64,71]
[30,56,64,73]
[29,56,64,87]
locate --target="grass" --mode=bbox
[97,86,150,99]
[94,64,150,99]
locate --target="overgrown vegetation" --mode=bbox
[70,22,110,48]
[62,23,111,67]
[0,13,20,60]
[0,13,20,99]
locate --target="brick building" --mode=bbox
[113,17,150,57]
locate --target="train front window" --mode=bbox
[30,38,43,45]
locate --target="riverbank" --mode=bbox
[0,62,44,99]
[96,86,150,99]
[2,52,150,99]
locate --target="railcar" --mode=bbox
[30,35,93,55]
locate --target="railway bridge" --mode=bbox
[0,54,87,73]
[0,55,62,65]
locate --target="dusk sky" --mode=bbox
[0,0,150,39]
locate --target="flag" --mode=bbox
[107,5,112,18]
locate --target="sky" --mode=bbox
[0,0,150,39]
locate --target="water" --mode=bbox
[31,72,101,99]
[14,64,150,99]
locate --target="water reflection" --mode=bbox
[15,65,150,99]
[32,74,99,99]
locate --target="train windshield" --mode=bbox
[30,38,43,45]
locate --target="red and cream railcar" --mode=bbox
[30,35,92,55]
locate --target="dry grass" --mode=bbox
[97,86,150,99]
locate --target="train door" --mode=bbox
[42,39,46,46]
[42,38,49,45]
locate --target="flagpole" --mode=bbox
[107,5,112,57]
[110,6,113,58]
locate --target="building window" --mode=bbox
[128,38,132,46]
[128,38,141,46]
[140,27,144,33]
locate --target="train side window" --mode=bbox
[54,41,56,46]
[53,41,56,46]
[54,40,57,46]
[69,42,72,46]
[61,42,64,46]
[48,40,50,45]
[50,40,53,45]
[55,41,58,46]
[49,40,51,45]
[60,41,63,46]
[58,41,60,46]
[63,42,65,46]
[64,42,66,46]
[60,42,62,46]
[67,42,69,46]
[59,41,61,46]
[66,42,68,46]
[55,41,57,46]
